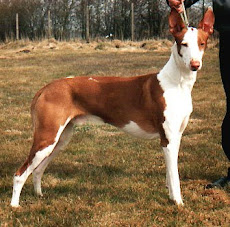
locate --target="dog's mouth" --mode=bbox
[190,67,199,71]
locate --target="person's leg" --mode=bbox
[220,32,230,162]
[206,32,230,188]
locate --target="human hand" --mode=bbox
[168,0,184,13]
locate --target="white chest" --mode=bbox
[164,87,193,118]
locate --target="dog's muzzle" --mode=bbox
[190,60,200,71]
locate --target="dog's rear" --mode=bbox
[11,9,215,207]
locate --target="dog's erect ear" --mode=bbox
[198,7,215,35]
[169,9,186,36]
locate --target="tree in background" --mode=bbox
[0,0,209,41]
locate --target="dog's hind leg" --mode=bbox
[10,117,72,208]
[33,121,74,196]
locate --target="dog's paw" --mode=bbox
[10,202,21,208]
[175,199,184,207]
[170,197,184,206]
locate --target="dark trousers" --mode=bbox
[219,32,230,161]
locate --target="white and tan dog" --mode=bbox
[11,9,215,207]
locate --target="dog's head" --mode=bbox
[169,8,215,71]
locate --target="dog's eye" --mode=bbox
[181,43,188,47]
[200,42,205,46]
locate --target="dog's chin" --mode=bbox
[191,68,198,72]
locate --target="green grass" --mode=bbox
[0,41,229,226]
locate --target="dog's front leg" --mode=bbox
[163,135,184,206]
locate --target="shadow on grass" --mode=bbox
[48,161,130,181]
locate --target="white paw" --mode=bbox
[10,202,20,208]
[174,199,184,206]
[35,190,43,197]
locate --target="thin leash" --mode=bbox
[180,2,189,27]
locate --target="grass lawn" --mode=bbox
[0,40,229,226]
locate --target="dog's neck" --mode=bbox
[158,43,197,91]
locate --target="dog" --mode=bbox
[11,8,215,207]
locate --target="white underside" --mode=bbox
[74,115,104,126]
[122,121,159,139]
[75,116,159,140]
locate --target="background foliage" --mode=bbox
[0,0,211,41]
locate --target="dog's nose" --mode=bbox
[190,60,200,71]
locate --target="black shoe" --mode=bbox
[206,177,230,189]
[206,167,230,189]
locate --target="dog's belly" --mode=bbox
[73,115,104,125]
[73,116,158,139]
[122,121,159,139]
